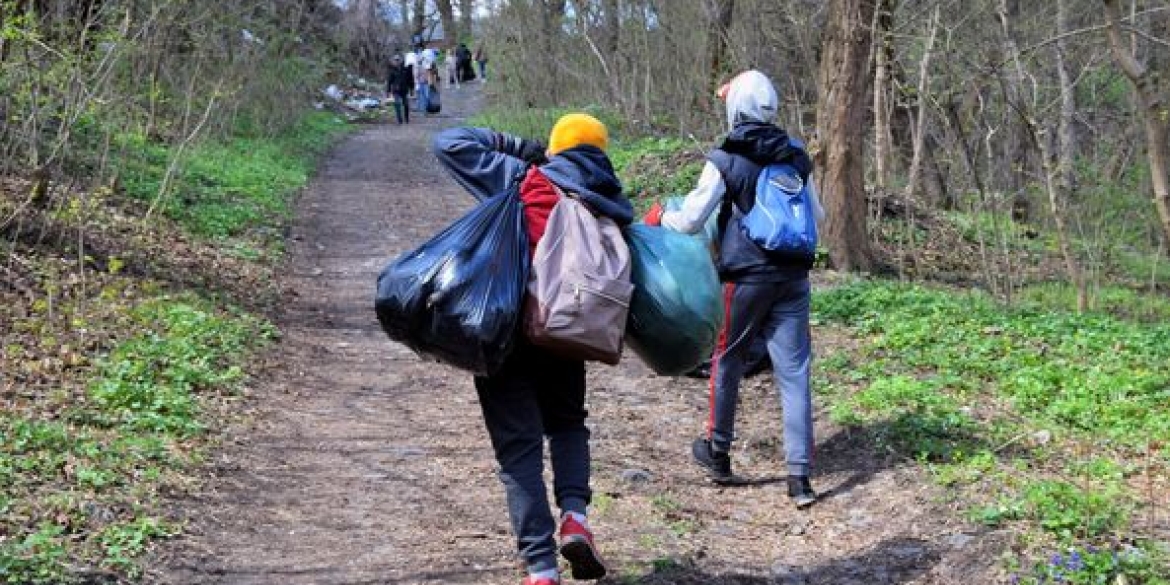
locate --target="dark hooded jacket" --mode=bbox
[710,121,815,281]
[432,127,632,255]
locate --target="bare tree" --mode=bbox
[816,0,878,272]
[436,0,455,48]
[1103,0,1170,251]
[872,0,895,191]
[459,0,474,41]
[996,0,1032,222]
[705,0,734,86]
[413,0,425,39]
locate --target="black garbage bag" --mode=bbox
[624,224,723,376]
[375,189,529,376]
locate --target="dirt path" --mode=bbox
[151,85,1005,585]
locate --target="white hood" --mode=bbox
[724,70,779,129]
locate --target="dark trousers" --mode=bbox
[391,92,409,124]
[475,341,590,572]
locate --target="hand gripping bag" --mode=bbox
[623,224,723,375]
[374,189,528,376]
[663,195,719,245]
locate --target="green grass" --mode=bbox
[0,295,273,583]
[814,279,1169,581]
[115,112,350,239]
[817,281,1170,446]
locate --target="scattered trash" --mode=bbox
[320,78,394,122]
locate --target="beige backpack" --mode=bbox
[524,187,633,364]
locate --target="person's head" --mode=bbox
[547,113,609,157]
[391,54,402,65]
[716,69,778,130]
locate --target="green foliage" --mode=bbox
[1014,543,1170,585]
[114,112,349,238]
[89,296,273,434]
[468,105,626,143]
[97,517,174,577]
[832,374,983,461]
[815,281,1170,446]
[609,136,705,205]
[816,279,1169,580]
[1,295,273,583]
[0,523,67,585]
[1017,282,1170,324]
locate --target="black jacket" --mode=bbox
[387,63,411,95]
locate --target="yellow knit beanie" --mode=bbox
[547,113,609,156]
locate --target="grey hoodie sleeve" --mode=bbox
[432,127,530,201]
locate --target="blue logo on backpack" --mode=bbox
[740,163,817,258]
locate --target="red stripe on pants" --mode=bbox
[707,282,736,439]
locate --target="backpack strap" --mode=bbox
[707,149,760,236]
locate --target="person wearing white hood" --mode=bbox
[644,69,823,508]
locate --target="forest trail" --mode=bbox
[150,84,1004,585]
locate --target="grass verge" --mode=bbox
[814,280,1170,584]
[1,109,349,583]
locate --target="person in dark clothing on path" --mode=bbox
[385,54,411,124]
[433,113,632,585]
[456,42,475,83]
[644,70,824,508]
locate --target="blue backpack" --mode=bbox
[739,163,817,259]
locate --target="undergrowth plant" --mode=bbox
[0,295,272,584]
[814,279,1170,582]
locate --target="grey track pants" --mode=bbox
[708,278,814,477]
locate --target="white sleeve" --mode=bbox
[661,161,726,235]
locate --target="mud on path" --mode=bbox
[150,86,1006,585]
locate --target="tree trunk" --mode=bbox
[459,0,474,41]
[538,0,567,103]
[872,0,894,190]
[902,5,938,203]
[1103,0,1170,252]
[816,0,877,272]
[1050,0,1087,311]
[412,0,425,40]
[705,0,734,87]
[436,0,455,47]
[997,0,1031,223]
[602,0,620,56]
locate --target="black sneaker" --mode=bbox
[787,475,818,508]
[691,438,735,484]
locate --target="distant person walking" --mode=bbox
[474,43,488,82]
[385,55,411,124]
[416,48,437,113]
[444,45,459,89]
[403,48,418,98]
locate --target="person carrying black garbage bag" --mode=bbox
[644,70,824,508]
[432,113,632,585]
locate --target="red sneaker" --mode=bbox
[558,514,607,580]
[520,578,559,585]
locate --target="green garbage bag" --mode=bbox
[624,224,723,375]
